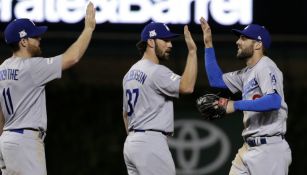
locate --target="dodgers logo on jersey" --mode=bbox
[243,78,258,94]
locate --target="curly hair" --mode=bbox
[136,41,147,56]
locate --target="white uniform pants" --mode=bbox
[0,130,47,175]
[229,139,292,175]
[124,131,175,175]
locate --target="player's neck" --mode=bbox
[246,52,264,67]
[143,52,159,64]
[13,50,32,59]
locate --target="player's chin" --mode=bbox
[236,49,241,56]
[164,51,171,56]
[164,52,172,59]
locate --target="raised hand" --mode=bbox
[184,25,197,52]
[85,2,96,31]
[200,17,213,48]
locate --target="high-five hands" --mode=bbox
[200,17,213,48]
[85,2,96,31]
[184,25,197,52]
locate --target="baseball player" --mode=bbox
[122,22,197,175]
[0,2,96,175]
[200,17,292,174]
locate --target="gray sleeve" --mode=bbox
[151,65,180,98]
[222,70,243,94]
[256,66,278,95]
[29,55,63,86]
[122,81,128,113]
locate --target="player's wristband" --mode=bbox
[234,93,281,112]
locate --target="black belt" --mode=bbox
[246,138,267,147]
[4,128,46,139]
[129,129,173,136]
[245,135,284,147]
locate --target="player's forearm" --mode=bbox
[234,93,281,112]
[179,50,197,94]
[61,28,94,70]
[204,40,213,48]
[205,48,227,88]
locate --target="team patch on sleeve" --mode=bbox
[170,73,179,81]
[46,58,54,64]
[270,72,277,85]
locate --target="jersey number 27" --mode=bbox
[126,88,139,116]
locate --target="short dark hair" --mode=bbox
[8,42,20,52]
[136,41,147,56]
[263,47,268,55]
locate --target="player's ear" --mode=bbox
[19,38,28,48]
[254,41,263,50]
[147,39,155,48]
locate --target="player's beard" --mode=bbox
[155,44,171,61]
[236,44,254,60]
[28,44,42,57]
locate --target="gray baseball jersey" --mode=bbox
[222,56,288,137]
[122,59,181,133]
[0,55,62,131]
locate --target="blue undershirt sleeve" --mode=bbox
[204,48,228,89]
[234,93,282,112]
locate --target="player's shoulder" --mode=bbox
[257,56,278,69]
[17,57,43,68]
[154,63,172,72]
[0,57,28,67]
[254,56,283,76]
[132,59,162,73]
[27,56,45,61]
[27,56,64,67]
[1,56,17,64]
[123,59,150,78]
[0,58,10,66]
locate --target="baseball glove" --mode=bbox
[196,93,228,120]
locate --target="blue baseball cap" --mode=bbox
[232,24,271,49]
[140,22,179,42]
[4,18,48,44]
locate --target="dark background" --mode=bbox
[0,0,307,174]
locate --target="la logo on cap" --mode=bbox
[149,30,157,37]
[257,36,262,40]
[19,30,27,38]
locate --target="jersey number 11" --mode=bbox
[2,88,14,115]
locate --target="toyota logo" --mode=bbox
[168,119,231,175]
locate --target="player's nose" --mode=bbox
[236,39,242,47]
[167,41,172,48]
[236,39,239,45]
